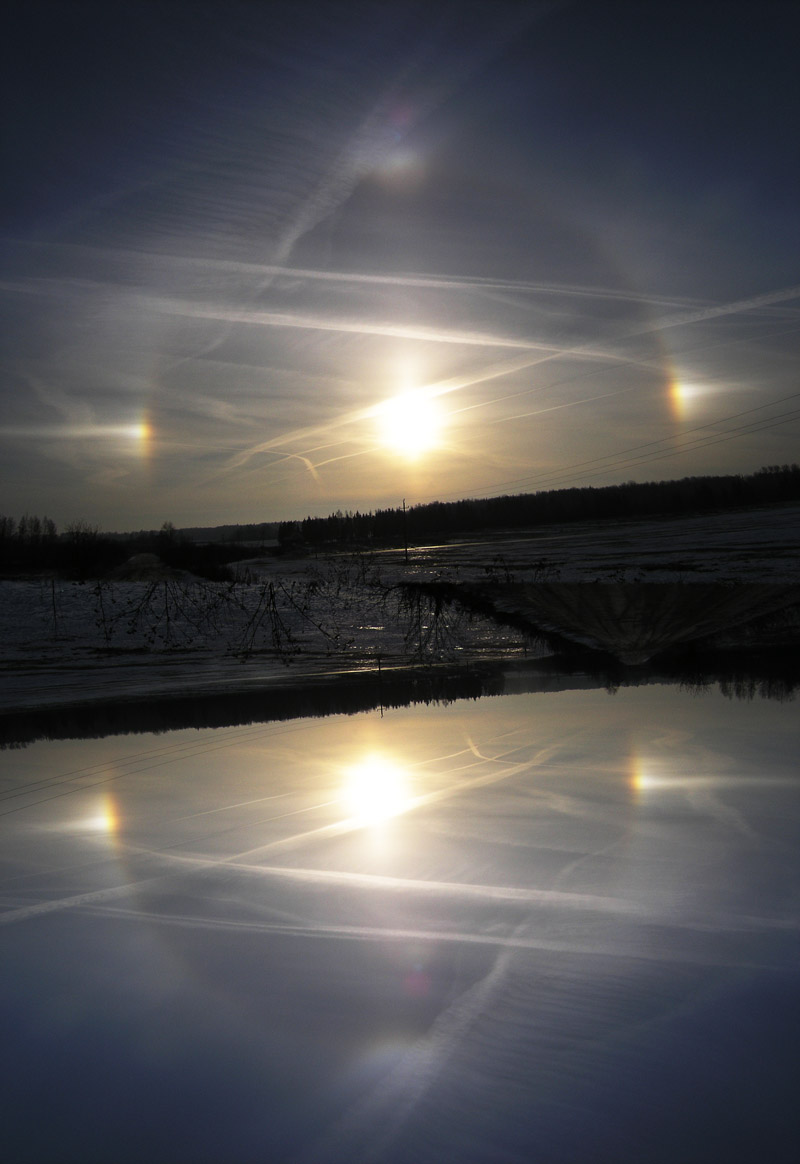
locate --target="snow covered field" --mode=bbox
[0,557,522,717]
[371,501,800,584]
[1,503,798,719]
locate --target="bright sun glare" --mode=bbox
[376,390,443,458]
[342,756,412,824]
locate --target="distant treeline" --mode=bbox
[0,518,259,579]
[3,464,799,577]
[2,648,796,750]
[292,463,800,546]
[114,521,280,544]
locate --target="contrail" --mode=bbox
[156,297,567,352]
[424,282,800,404]
[649,283,800,331]
[152,2,554,383]
[15,241,729,310]
[219,282,800,480]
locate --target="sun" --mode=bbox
[376,390,444,459]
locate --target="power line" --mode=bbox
[480,405,800,497]
[519,409,800,493]
[412,388,800,504]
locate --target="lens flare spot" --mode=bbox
[403,964,432,997]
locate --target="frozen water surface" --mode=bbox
[2,684,798,1163]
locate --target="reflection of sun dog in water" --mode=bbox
[342,756,412,824]
[86,793,121,834]
[51,792,121,837]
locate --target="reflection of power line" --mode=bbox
[0,719,310,816]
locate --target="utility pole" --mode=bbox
[402,498,409,563]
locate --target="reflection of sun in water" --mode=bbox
[630,753,687,797]
[376,390,444,459]
[342,756,412,824]
[631,760,657,796]
[630,752,669,798]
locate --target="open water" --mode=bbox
[2,681,798,1162]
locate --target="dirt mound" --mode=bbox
[105,553,197,582]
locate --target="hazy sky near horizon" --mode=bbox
[2,0,798,530]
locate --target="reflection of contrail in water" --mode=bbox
[0,745,557,926]
[71,885,798,1164]
[296,920,522,1164]
[134,856,640,914]
[45,905,789,960]
[69,902,800,950]
[0,717,318,815]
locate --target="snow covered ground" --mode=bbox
[0,560,523,716]
[367,500,800,585]
[1,503,797,717]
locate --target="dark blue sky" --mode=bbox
[2,1,798,527]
